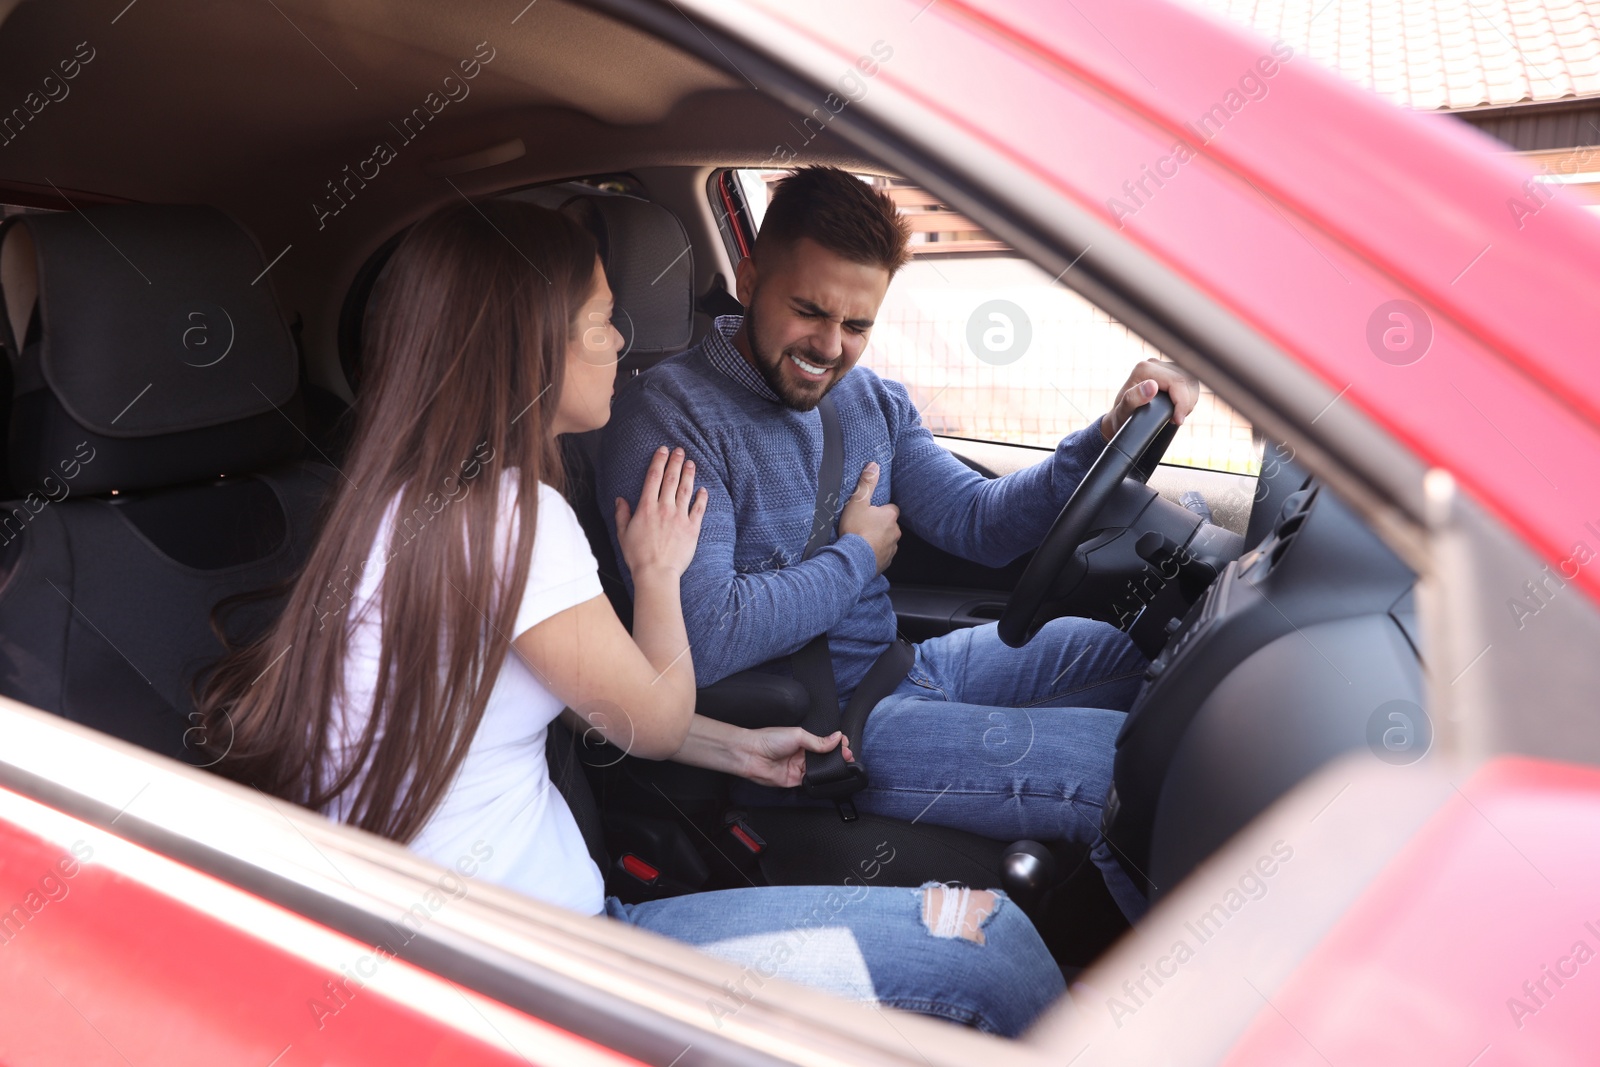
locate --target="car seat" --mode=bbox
[553,192,1081,913]
[0,205,337,761]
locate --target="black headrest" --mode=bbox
[0,205,302,496]
[561,194,693,362]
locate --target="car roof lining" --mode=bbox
[0,0,738,174]
[0,0,893,400]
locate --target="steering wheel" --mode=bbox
[998,392,1177,647]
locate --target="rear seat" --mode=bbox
[0,205,337,760]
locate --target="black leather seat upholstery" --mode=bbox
[0,205,336,761]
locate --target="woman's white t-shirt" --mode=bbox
[323,471,607,916]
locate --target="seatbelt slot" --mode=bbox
[727,818,766,855]
[619,854,660,885]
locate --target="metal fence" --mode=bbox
[859,258,1262,474]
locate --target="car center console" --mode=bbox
[1103,475,1424,898]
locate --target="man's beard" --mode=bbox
[744,301,839,412]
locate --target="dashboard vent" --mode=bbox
[1265,487,1319,572]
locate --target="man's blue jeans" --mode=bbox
[859,616,1150,920]
[735,616,1151,920]
[605,881,1064,1037]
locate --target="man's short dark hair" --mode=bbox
[755,167,911,275]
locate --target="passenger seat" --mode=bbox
[0,205,336,761]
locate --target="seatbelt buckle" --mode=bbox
[802,759,868,803]
[724,815,766,855]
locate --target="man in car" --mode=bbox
[598,166,1195,916]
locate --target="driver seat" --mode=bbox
[552,191,1087,916]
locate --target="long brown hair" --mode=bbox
[197,199,598,843]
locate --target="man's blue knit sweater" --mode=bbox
[597,315,1108,702]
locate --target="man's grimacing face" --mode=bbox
[733,237,892,412]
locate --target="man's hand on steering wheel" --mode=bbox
[1101,360,1198,442]
[1000,384,1182,648]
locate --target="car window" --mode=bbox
[721,169,1262,475]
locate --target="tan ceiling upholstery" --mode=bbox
[0,0,736,200]
[0,0,881,397]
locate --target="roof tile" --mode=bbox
[1186,0,1600,108]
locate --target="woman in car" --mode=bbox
[196,199,1064,1037]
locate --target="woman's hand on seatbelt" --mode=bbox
[735,727,854,788]
[668,716,854,787]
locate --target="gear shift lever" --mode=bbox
[1000,839,1057,913]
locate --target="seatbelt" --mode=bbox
[792,394,914,820]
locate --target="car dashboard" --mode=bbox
[1105,472,1424,899]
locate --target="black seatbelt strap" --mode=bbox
[791,394,914,819]
[792,394,861,812]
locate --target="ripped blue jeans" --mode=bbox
[605,881,1064,1037]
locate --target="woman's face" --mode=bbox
[552,256,623,436]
